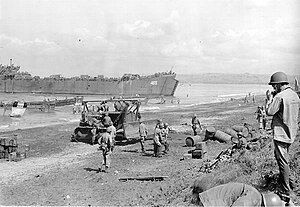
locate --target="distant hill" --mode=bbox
[176,73,300,85]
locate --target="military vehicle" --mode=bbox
[71,98,156,144]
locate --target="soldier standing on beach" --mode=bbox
[162,123,170,153]
[138,119,148,153]
[256,106,265,130]
[192,114,202,136]
[265,72,300,204]
[107,123,116,151]
[98,127,113,172]
[153,123,163,157]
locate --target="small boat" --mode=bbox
[9,101,27,117]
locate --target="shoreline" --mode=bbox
[0,94,264,134]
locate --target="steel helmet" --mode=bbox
[159,123,164,129]
[106,127,112,133]
[262,193,284,207]
[268,72,289,85]
[164,123,169,127]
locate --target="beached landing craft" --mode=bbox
[0,96,84,116]
[9,101,27,117]
[0,101,27,117]
[0,60,179,97]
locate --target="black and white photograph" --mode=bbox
[0,0,299,206]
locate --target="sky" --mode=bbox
[0,0,300,77]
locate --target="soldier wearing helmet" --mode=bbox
[192,182,286,206]
[102,113,112,127]
[97,127,113,172]
[265,71,300,203]
[191,114,202,136]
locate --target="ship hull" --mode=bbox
[0,75,179,96]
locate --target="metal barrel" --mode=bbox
[232,125,249,137]
[205,127,216,140]
[186,135,203,147]
[224,128,238,139]
[214,130,232,143]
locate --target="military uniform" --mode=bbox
[139,122,148,153]
[107,124,116,150]
[192,115,202,136]
[198,183,262,206]
[266,85,300,200]
[161,127,169,153]
[98,131,113,172]
[153,127,162,157]
[102,114,112,127]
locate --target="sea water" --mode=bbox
[0,83,271,132]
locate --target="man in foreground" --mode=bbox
[192,182,285,207]
[265,72,300,203]
[98,127,113,172]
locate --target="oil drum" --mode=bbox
[205,127,216,140]
[214,130,232,143]
[186,135,203,147]
[224,128,238,139]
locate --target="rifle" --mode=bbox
[209,146,232,169]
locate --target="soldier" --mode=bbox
[138,119,148,153]
[236,132,247,150]
[103,101,109,111]
[161,123,170,153]
[155,119,163,129]
[107,123,116,151]
[102,113,112,127]
[265,72,300,204]
[256,106,264,129]
[191,114,202,136]
[97,127,113,173]
[153,123,163,157]
[261,106,267,130]
[192,182,285,206]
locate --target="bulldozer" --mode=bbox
[71,98,155,144]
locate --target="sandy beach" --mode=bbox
[0,95,299,206]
